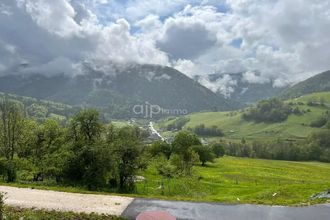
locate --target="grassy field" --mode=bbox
[2,206,126,220]
[135,156,330,205]
[1,157,329,206]
[111,120,131,128]
[157,92,330,142]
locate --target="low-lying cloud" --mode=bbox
[0,0,330,96]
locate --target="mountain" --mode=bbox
[0,64,235,119]
[196,72,286,105]
[0,92,79,122]
[281,70,330,98]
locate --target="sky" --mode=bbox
[1,0,330,95]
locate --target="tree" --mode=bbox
[170,149,199,176]
[211,143,225,158]
[320,149,330,162]
[170,131,201,175]
[0,99,25,182]
[111,126,146,192]
[166,117,190,131]
[105,124,116,143]
[172,131,201,154]
[310,116,327,128]
[149,141,172,159]
[320,97,326,106]
[190,124,224,136]
[63,142,113,190]
[29,119,65,181]
[69,109,103,144]
[192,145,215,166]
[155,155,175,178]
[64,110,111,189]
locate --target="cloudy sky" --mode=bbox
[1,0,330,94]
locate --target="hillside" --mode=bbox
[0,92,79,122]
[157,92,330,142]
[281,70,330,98]
[0,64,236,119]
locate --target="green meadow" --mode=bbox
[3,156,329,206]
[158,92,330,142]
[136,156,330,205]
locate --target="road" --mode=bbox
[148,121,165,141]
[122,198,330,220]
[0,185,133,216]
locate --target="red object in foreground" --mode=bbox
[136,211,176,220]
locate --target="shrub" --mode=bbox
[211,143,225,157]
[192,145,215,166]
[149,141,172,159]
[166,117,190,131]
[190,124,224,136]
[170,150,199,176]
[310,116,327,127]
[155,156,176,178]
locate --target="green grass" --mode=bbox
[2,206,126,220]
[1,157,329,206]
[158,92,330,142]
[135,156,330,205]
[111,120,131,128]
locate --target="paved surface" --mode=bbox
[0,186,134,215]
[122,198,330,220]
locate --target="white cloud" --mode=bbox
[172,59,205,77]
[0,0,329,96]
[199,74,237,97]
[19,0,81,37]
[243,70,269,84]
[124,0,197,21]
[135,15,162,32]
[90,18,169,65]
[0,0,170,76]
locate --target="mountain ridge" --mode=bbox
[0,64,237,119]
[281,70,330,98]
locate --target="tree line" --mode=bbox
[188,124,224,137]
[224,133,330,162]
[0,98,225,192]
[0,98,150,191]
[242,98,295,123]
